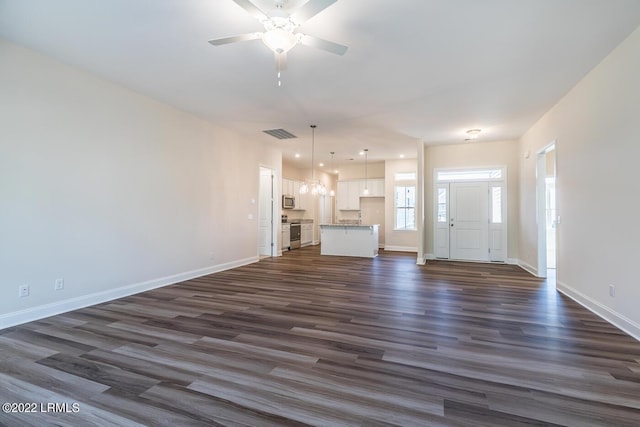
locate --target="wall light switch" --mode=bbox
[248,213,253,220]
[55,278,64,290]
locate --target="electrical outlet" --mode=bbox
[55,278,64,290]
[19,284,29,298]
[609,284,615,297]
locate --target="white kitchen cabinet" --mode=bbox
[282,178,294,196]
[301,223,313,246]
[288,180,307,210]
[360,178,385,197]
[296,184,307,210]
[337,180,361,210]
[318,195,333,242]
[282,223,290,250]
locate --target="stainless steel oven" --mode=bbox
[289,223,301,249]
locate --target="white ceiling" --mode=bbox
[2,0,640,169]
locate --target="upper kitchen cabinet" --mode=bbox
[337,179,385,210]
[337,180,361,210]
[360,178,385,198]
[282,178,308,210]
[282,178,294,196]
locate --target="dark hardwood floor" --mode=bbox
[2,246,640,426]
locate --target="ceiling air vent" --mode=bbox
[263,128,298,140]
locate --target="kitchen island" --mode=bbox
[320,224,379,258]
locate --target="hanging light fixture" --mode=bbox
[362,148,369,195]
[329,151,336,197]
[299,125,326,196]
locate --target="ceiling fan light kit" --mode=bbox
[464,129,482,141]
[208,0,348,84]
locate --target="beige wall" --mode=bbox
[518,25,640,337]
[423,140,520,259]
[337,161,385,180]
[0,40,281,326]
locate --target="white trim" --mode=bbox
[506,258,519,265]
[0,256,259,330]
[557,280,640,342]
[384,245,418,253]
[517,259,538,276]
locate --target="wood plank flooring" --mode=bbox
[2,246,640,426]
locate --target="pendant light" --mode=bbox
[329,151,336,197]
[299,125,326,196]
[362,148,369,195]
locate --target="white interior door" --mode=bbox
[258,167,273,257]
[450,182,489,261]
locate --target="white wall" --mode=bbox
[518,25,640,338]
[0,40,281,327]
[423,140,520,259]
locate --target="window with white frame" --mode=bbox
[394,172,416,230]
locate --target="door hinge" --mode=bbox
[488,248,491,253]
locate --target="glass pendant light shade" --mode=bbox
[362,148,369,195]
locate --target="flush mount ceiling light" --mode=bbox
[465,129,482,141]
[208,0,348,85]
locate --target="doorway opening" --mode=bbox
[536,143,557,279]
[434,167,507,262]
[258,166,277,258]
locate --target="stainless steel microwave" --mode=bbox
[282,195,295,209]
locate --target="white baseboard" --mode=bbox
[517,260,538,276]
[557,280,640,342]
[424,253,435,260]
[507,258,519,265]
[0,256,259,330]
[384,246,418,253]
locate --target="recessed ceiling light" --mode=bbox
[334,169,339,174]
[359,151,365,155]
[319,162,324,167]
[399,154,405,158]
[295,153,300,158]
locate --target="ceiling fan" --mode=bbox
[208,0,348,74]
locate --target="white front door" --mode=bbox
[450,182,489,261]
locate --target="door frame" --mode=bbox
[536,141,556,277]
[258,166,278,257]
[433,166,507,262]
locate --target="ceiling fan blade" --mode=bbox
[231,0,268,20]
[300,34,348,55]
[208,33,262,46]
[275,52,288,72]
[290,0,338,24]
